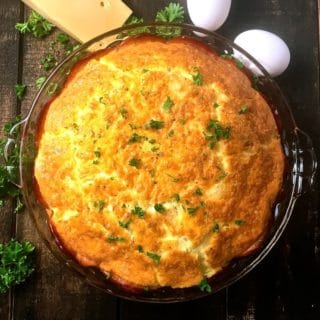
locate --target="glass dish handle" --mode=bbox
[295,128,317,196]
[3,118,28,188]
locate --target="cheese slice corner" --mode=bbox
[22,0,132,43]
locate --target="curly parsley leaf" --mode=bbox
[198,278,212,293]
[0,240,35,294]
[15,11,54,38]
[41,53,56,71]
[205,120,230,149]
[146,252,161,264]
[35,76,47,89]
[14,84,27,100]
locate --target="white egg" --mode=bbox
[187,0,232,32]
[233,29,290,77]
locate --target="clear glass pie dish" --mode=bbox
[5,23,317,303]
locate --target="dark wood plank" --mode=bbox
[224,1,320,319]
[11,6,118,320]
[0,0,22,319]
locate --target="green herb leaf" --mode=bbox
[131,206,145,218]
[120,108,128,119]
[213,102,220,109]
[173,193,180,202]
[107,236,125,243]
[168,129,174,137]
[212,223,220,233]
[163,96,174,112]
[41,53,56,71]
[205,119,230,149]
[128,133,147,144]
[15,10,54,38]
[238,105,249,114]
[148,119,164,130]
[155,3,185,23]
[198,278,212,293]
[14,84,27,100]
[194,188,203,196]
[155,3,185,38]
[137,245,144,253]
[56,32,69,44]
[234,219,246,226]
[191,67,203,85]
[94,150,101,158]
[146,252,161,264]
[235,60,244,69]
[0,240,35,294]
[154,203,166,213]
[117,15,149,39]
[119,219,131,229]
[94,200,105,212]
[187,207,199,216]
[220,53,233,60]
[129,158,142,169]
[35,76,47,89]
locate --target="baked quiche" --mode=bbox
[34,36,284,290]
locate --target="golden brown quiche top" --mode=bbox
[34,36,284,289]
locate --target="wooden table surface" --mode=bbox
[0,0,319,319]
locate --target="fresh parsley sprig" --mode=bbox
[0,239,35,294]
[15,11,54,38]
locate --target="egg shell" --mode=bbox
[233,29,291,77]
[187,0,232,32]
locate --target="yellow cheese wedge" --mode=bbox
[22,0,132,43]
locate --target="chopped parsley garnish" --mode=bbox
[154,203,166,213]
[120,108,128,119]
[163,96,174,112]
[14,84,27,100]
[151,146,159,152]
[92,160,99,165]
[234,219,246,226]
[236,60,244,69]
[107,236,125,243]
[239,105,249,114]
[178,119,186,125]
[0,240,35,294]
[128,133,147,144]
[220,53,233,60]
[119,219,131,229]
[212,223,220,233]
[149,169,155,177]
[41,53,56,71]
[198,278,212,293]
[168,129,174,137]
[191,67,203,85]
[129,158,141,169]
[94,150,101,158]
[194,188,203,196]
[131,206,145,218]
[142,68,149,73]
[148,119,164,130]
[252,75,262,90]
[15,10,54,38]
[213,102,220,109]
[205,119,230,149]
[35,76,47,89]
[146,252,161,264]
[56,32,69,44]
[99,96,106,105]
[94,200,105,212]
[149,139,156,144]
[187,207,199,216]
[173,193,180,202]
[137,245,144,253]
[216,166,227,181]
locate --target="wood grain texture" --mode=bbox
[0,0,319,319]
[0,0,22,319]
